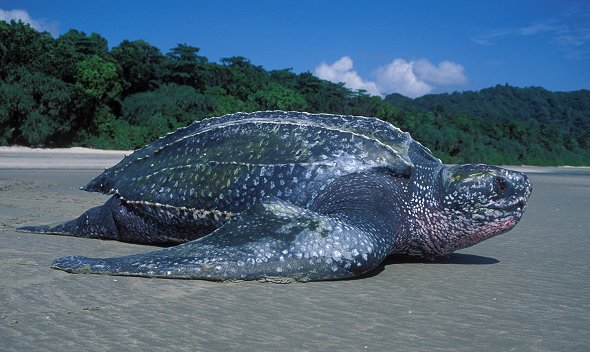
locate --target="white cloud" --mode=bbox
[472,9,590,59]
[413,59,468,86]
[471,29,511,46]
[518,21,567,36]
[0,8,59,36]
[315,56,467,98]
[374,58,432,97]
[315,56,381,96]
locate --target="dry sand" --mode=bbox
[0,149,589,351]
[0,147,129,169]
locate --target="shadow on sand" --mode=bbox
[383,253,500,265]
[354,253,499,280]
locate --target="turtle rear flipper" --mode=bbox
[17,196,176,244]
[17,197,120,240]
[51,171,404,281]
[17,196,214,245]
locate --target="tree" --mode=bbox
[122,83,209,124]
[218,56,269,100]
[204,87,256,116]
[0,68,74,146]
[57,30,108,56]
[75,55,122,102]
[111,39,165,97]
[295,72,351,113]
[44,30,111,83]
[167,43,207,63]
[249,82,307,110]
[162,44,209,89]
[0,20,54,79]
[269,68,299,88]
[68,54,123,138]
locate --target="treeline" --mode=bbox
[1,20,589,165]
[386,86,590,165]
[0,20,397,151]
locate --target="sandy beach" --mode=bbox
[0,149,589,351]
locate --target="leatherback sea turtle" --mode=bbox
[18,111,532,282]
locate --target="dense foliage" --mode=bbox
[386,87,590,165]
[1,20,588,165]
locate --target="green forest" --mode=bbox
[1,20,589,165]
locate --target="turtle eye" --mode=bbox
[494,176,507,193]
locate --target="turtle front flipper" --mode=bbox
[51,171,405,282]
[52,198,387,282]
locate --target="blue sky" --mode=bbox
[1,0,589,97]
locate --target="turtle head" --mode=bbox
[414,164,532,256]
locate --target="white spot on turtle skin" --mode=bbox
[332,250,342,260]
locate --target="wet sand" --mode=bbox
[0,150,589,351]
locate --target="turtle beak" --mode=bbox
[481,165,533,211]
[446,164,533,213]
[496,168,532,211]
